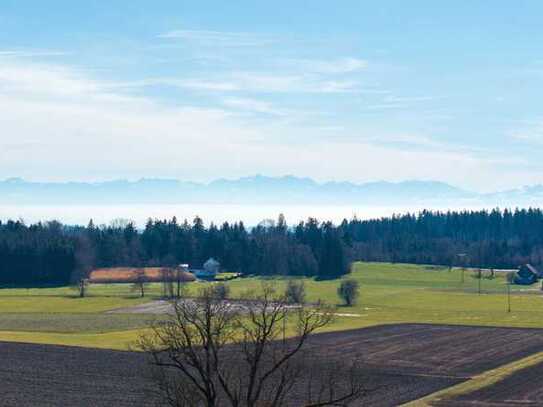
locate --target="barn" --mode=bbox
[89,267,196,283]
[513,264,540,285]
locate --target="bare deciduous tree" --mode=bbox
[71,235,95,298]
[139,285,365,407]
[211,282,230,300]
[132,269,149,298]
[285,279,306,304]
[161,268,175,299]
[175,266,188,299]
[338,279,359,307]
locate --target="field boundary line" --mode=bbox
[401,350,543,406]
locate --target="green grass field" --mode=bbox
[0,262,541,350]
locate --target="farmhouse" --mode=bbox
[514,264,540,285]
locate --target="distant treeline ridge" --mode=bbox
[1,208,542,285]
[0,214,348,285]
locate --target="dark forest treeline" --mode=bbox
[0,214,349,285]
[345,208,543,268]
[0,221,75,285]
[2,208,543,285]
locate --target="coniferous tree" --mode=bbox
[4,209,543,286]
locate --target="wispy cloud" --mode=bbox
[0,63,103,97]
[0,59,259,181]
[139,73,360,94]
[129,78,241,92]
[0,46,527,191]
[283,57,368,74]
[0,49,68,58]
[222,97,286,116]
[366,133,457,151]
[364,95,437,111]
[158,30,277,47]
[509,120,543,144]
[365,103,408,110]
[384,95,437,103]
[0,58,505,189]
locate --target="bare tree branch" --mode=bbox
[138,283,366,407]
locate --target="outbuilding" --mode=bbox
[190,258,221,280]
[514,264,540,285]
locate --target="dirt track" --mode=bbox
[3,324,543,406]
[106,298,304,315]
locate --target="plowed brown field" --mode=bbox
[3,324,543,406]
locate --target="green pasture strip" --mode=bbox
[0,329,148,351]
[0,262,535,301]
[0,313,158,333]
[0,296,150,313]
[1,262,543,350]
[0,315,361,351]
[402,350,543,406]
[215,272,241,281]
[0,283,166,298]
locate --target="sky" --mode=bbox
[1,1,543,192]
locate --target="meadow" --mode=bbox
[1,262,542,350]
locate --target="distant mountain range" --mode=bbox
[1,175,542,207]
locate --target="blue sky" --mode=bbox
[1,0,542,191]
